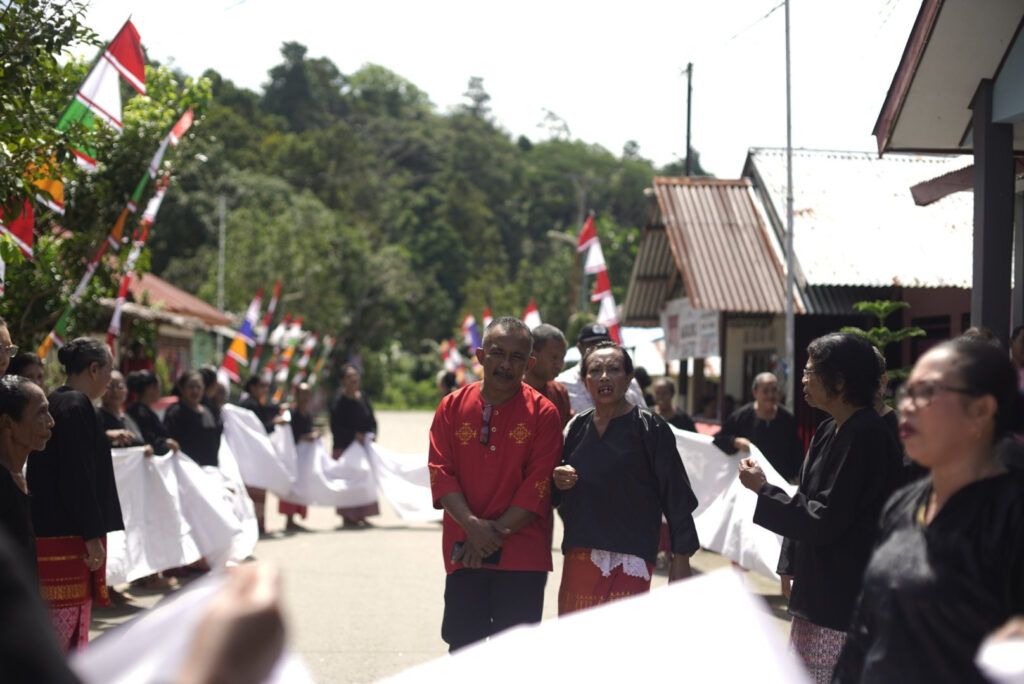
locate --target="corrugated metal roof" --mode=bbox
[653,177,791,314]
[622,224,680,326]
[746,148,974,288]
[802,285,894,316]
[129,272,233,327]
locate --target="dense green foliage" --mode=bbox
[151,42,707,361]
[1,13,709,392]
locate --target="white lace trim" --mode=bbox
[589,548,650,581]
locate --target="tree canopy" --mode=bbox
[1,18,710,366]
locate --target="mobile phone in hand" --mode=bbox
[451,541,502,566]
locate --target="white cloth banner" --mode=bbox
[106,448,200,586]
[71,573,314,684]
[107,445,258,586]
[222,403,295,496]
[672,427,797,580]
[271,423,440,521]
[385,569,808,683]
[368,442,442,522]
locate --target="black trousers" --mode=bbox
[441,568,547,652]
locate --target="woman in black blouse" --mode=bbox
[0,375,54,572]
[100,370,149,454]
[738,333,903,683]
[330,364,378,528]
[26,337,125,651]
[834,338,1024,683]
[125,370,179,455]
[164,370,222,468]
[552,342,699,615]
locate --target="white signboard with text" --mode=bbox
[661,297,719,359]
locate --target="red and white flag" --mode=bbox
[0,200,35,258]
[58,19,145,169]
[584,241,607,275]
[482,307,493,329]
[146,109,194,179]
[591,270,612,301]
[522,299,542,330]
[596,295,622,344]
[577,214,598,253]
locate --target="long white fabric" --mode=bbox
[109,406,793,585]
[384,569,809,683]
[673,427,796,579]
[221,403,295,495]
[70,573,314,684]
[106,440,259,586]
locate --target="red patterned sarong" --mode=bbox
[557,546,653,616]
[36,535,107,652]
[789,615,847,683]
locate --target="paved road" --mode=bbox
[93,410,790,683]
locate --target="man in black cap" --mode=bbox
[555,323,646,413]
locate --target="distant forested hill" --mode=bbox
[149,42,708,357]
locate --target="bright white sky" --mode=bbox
[82,0,919,177]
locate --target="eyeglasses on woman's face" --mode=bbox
[896,381,975,409]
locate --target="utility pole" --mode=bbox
[217,193,226,357]
[783,0,796,408]
[685,62,694,176]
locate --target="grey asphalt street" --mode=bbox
[92,409,790,683]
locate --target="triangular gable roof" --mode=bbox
[651,177,793,314]
[744,148,974,289]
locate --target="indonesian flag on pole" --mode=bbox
[583,241,607,275]
[522,299,542,330]
[0,201,35,258]
[250,279,282,372]
[146,109,194,179]
[58,20,145,170]
[262,313,292,382]
[576,213,598,253]
[591,269,613,302]
[461,314,481,352]
[140,178,169,227]
[297,332,318,371]
[597,294,623,344]
[482,307,493,329]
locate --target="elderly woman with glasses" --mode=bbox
[0,316,18,376]
[553,341,700,615]
[738,332,903,683]
[832,338,1024,682]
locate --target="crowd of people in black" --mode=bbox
[2,312,1024,681]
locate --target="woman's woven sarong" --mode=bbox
[789,615,847,684]
[557,546,653,616]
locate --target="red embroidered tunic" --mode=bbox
[429,381,562,574]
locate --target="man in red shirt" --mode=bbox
[523,324,571,428]
[428,316,563,652]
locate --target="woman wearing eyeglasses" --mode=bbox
[832,338,1024,683]
[553,341,699,615]
[738,332,903,683]
[0,316,18,376]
